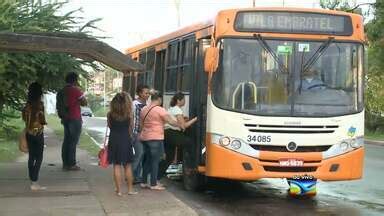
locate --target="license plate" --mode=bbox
[279,159,304,167]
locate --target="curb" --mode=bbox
[365,139,384,146]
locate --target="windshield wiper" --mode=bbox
[298,37,334,93]
[255,34,288,75]
[301,37,334,74]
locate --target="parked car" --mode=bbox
[81,107,93,117]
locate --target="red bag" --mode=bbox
[98,147,108,168]
[98,126,109,168]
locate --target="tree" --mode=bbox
[320,0,352,10]
[320,1,384,129]
[0,0,100,130]
[365,0,384,128]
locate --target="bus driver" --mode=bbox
[300,68,326,91]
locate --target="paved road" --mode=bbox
[83,117,384,216]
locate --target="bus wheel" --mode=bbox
[182,148,205,191]
[287,178,317,198]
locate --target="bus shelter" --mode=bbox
[0,32,144,75]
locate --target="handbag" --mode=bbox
[98,126,109,168]
[18,128,28,153]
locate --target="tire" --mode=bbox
[182,147,205,191]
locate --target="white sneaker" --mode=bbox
[30,182,46,191]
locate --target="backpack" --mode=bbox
[56,87,69,119]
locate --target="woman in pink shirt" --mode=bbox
[140,91,180,190]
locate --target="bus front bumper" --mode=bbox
[203,143,364,181]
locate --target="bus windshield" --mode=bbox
[212,38,364,117]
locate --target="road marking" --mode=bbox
[84,131,102,148]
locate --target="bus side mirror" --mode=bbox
[204,47,219,73]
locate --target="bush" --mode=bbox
[365,111,384,133]
[86,93,103,111]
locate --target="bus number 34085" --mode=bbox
[247,135,271,143]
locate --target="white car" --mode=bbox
[81,107,93,117]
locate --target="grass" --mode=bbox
[0,117,24,162]
[46,114,100,157]
[93,107,108,117]
[365,130,384,141]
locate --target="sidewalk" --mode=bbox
[0,128,197,216]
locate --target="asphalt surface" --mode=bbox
[83,116,384,216]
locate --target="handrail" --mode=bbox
[232,81,258,109]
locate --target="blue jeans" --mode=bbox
[132,134,144,181]
[62,119,82,167]
[142,140,164,186]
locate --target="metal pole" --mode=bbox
[103,70,106,109]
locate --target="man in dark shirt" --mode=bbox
[61,72,87,171]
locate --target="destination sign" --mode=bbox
[235,11,353,35]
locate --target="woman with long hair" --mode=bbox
[22,82,47,190]
[158,92,197,179]
[107,92,137,196]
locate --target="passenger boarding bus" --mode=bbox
[125,8,365,196]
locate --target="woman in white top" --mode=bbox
[158,92,197,179]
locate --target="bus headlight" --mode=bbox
[340,141,349,151]
[219,136,231,146]
[323,136,364,159]
[350,136,364,148]
[211,133,260,158]
[231,140,242,149]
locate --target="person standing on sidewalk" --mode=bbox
[22,82,47,190]
[107,92,137,196]
[60,72,87,171]
[139,91,181,190]
[131,85,150,183]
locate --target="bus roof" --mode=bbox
[124,20,213,55]
[125,7,364,55]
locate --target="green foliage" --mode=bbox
[0,0,101,131]
[365,0,384,117]
[320,1,384,132]
[320,0,352,11]
[365,129,384,141]
[0,112,24,162]
[93,107,108,117]
[86,93,103,111]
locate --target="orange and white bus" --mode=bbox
[125,7,365,196]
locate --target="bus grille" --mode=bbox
[245,124,338,134]
[263,166,317,172]
[250,145,332,152]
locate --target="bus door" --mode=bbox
[163,36,198,161]
[190,38,210,166]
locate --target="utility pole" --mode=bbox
[253,0,256,7]
[174,0,181,27]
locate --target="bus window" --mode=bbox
[293,42,363,116]
[154,50,166,91]
[146,49,155,86]
[166,42,178,92]
[137,72,145,86]
[180,38,193,92]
